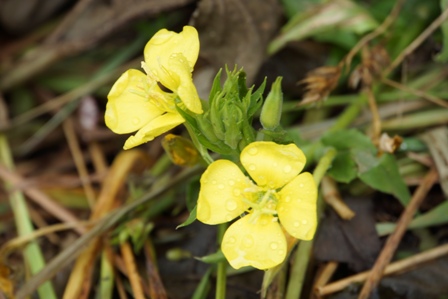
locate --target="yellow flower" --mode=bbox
[105,26,203,150]
[197,141,317,270]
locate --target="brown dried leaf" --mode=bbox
[298,65,341,106]
[379,133,403,154]
[349,45,390,88]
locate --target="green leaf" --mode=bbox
[176,205,197,229]
[321,129,376,151]
[377,201,448,236]
[435,0,448,62]
[269,0,378,54]
[195,250,226,264]
[327,151,357,183]
[357,153,411,206]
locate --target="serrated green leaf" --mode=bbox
[357,153,411,206]
[328,151,357,183]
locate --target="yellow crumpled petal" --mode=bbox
[123,112,184,150]
[221,214,287,270]
[143,26,202,114]
[197,160,252,225]
[144,26,199,70]
[277,172,317,240]
[105,69,165,134]
[241,142,306,189]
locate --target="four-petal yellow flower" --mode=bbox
[197,141,317,270]
[105,26,203,149]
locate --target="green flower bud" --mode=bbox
[161,134,200,167]
[260,77,283,130]
[223,103,244,149]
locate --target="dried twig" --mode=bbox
[357,168,439,299]
[317,242,448,296]
[120,242,145,299]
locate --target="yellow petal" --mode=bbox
[197,160,253,224]
[123,112,184,150]
[241,142,306,189]
[144,26,199,71]
[105,69,165,134]
[277,172,317,240]
[221,214,287,270]
[167,54,203,114]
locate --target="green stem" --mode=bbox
[184,122,214,165]
[313,147,337,185]
[215,223,227,299]
[0,135,57,299]
[328,93,366,132]
[284,240,312,299]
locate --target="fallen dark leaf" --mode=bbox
[314,197,381,272]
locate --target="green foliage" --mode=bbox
[182,67,266,155]
[321,129,411,205]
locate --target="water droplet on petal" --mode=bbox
[270,242,278,250]
[132,117,140,125]
[225,214,234,221]
[211,180,217,185]
[293,221,300,227]
[283,165,292,173]
[202,179,208,184]
[229,180,235,186]
[226,200,237,211]
[233,189,241,196]
[299,183,304,188]
[248,147,258,155]
[278,206,285,212]
[243,235,254,248]
[285,196,291,203]
[302,219,308,225]
[273,162,278,167]
[218,184,224,190]
[227,237,236,244]
[249,164,256,171]
[278,250,284,256]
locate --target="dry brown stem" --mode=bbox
[120,242,146,299]
[357,168,439,299]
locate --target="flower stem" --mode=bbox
[313,147,337,186]
[215,223,227,299]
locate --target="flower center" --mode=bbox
[242,183,279,224]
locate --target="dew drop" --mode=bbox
[270,242,278,250]
[233,189,241,196]
[243,236,254,248]
[211,180,217,185]
[249,164,256,171]
[273,162,278,167]
[278,250,284,256]
[302,219,308,225]
[218,184,224,190]
[299,183,304,188]
[285,196,291,203]
[132,117,140,125]
[229,180,235,186]
[226,200,237,211]
[227,237,236,244]
[293,221,300,227]
[248,147,258,155]
[257,176,267,186]
[225,214,234,221]
[283,165,292,173]
[278,207,285,212]
[202,179,209,184]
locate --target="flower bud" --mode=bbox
[162,134,200,166]
[260,77,283,130]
